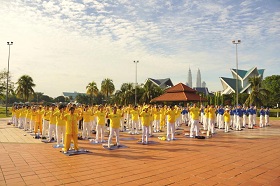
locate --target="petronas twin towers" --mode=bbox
[186,68,205,88]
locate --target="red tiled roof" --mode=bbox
[166,83,196,93]
[151,83,207,102]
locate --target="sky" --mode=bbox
[0,0,279,98]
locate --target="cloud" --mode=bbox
[0,0,279,97]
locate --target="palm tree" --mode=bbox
[140,80,163,103]
[86,81,99,105]
[101,78,115,102]
[15,75,36,102]
[120,83,134,105]
[245,76,270,107]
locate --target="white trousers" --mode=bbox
[236,117,241,130]
[82,121,91,138]
[56,125,65,145]
[24,118,30,131]
[265,115,269,126]
[166,122,175,140]
[30,120,35,132]
[208,118,215,134]
[190,119,199,137]
[108,128,120,147]
[243,115,247,127]
[203,117,208,130]
[96,124,105,142]
[142,125,149,143]
[49,123,56,140]
[218,114,224,129]
[153,120,160,131]
[253,114,256,125]
[131,120,139,133]
[225,122,230,132]
[248,115,253,128]
[42,120,49,137]
[259,115,264,127]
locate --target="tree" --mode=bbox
[0,70,15,103]
[245,76,270,107]
[75,94,90,104]
[101,78,115,102]
[140,80,163,103]
[54,96,67,103]
[262,75,280,106]
[86,81,99,105]
[15,75,36,102]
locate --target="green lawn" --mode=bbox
[0,107,11,118]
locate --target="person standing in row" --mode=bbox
[106,106,123,149]
[189,103,200,137]
[165,105,178,141]
[224,108,230,133]
[139,107,151,144]
[62,107,82,153]
[95,105,106,143]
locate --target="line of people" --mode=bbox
[10,103,270,151]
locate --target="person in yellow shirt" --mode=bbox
[139,107,151,144]
[159,106,166,131]
[30,107,37,133]
[55,105,66,146]
[152,105,161,133]
[208,105,216,134]
[34,106,44,139]
[94,105,106,143]
[48,104,57,142]
[165,105,179,141]
[42,105,50,139]
[203,105,209,131]
[223,108,230,133]
[130,106,140,135]
[106,106,123,149]
[189,103,200,137]
[62,106,82,153]
[81,105,93,140]
[24,106,31,131]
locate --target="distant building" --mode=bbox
[220,67,265,95]
[196,68,201,87]
[193,87,211,96]
[145,78,174,89]
[186,67,192,88]
[202,81,206,88]
[63,91,86,100]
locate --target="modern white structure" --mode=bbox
[220,67,265,95]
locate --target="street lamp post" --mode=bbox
[232,40,241,106]
[6,42,13,117]
[133,60,139,106]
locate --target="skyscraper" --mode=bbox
[196,68,201,87]
[202,81,206,87]
[186,67,192,88]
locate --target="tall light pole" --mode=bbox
[232,40,241,106]
[133,60,139,106]
[6,42,13,116]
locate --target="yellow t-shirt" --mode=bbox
[95,111,106,125]
[208,107,216,119]
[130,110,139,121]
[165,109,177,123]
[82,109,92,122]
[139,111,150,126]
[107,113,122,129]
[224,112,230,122]
[190,107,200,120]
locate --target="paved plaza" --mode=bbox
[0,118,279,186]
